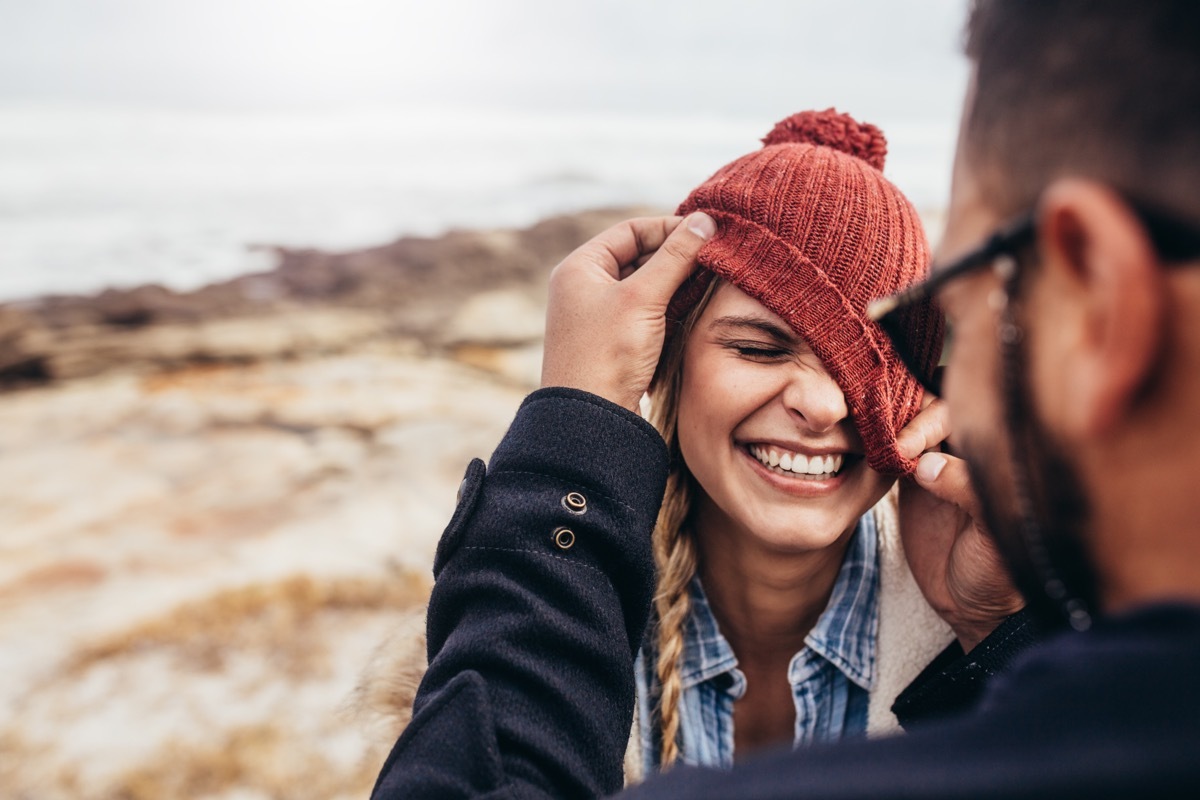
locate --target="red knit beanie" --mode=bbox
[668,109,942,476]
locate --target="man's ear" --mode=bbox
[1031,179,1166,439]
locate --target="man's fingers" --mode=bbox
[913,452,984,521]
[625,212,715,299]
[576,216,684,279]
[896,398,951,460]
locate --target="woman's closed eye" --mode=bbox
[723,340,794,361]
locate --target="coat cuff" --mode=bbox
[490,387,669,515]
[891,608,1044,728]
[430,386,669,657]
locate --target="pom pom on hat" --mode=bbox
[761,108,888,171]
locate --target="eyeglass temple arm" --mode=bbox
[867,213,1037,321]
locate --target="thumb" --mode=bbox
[913,452,984,521]
[625,212,715,303]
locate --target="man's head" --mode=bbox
[960,0,1200,222]
[938,0,1200,626]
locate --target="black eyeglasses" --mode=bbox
[868,199,1200,396]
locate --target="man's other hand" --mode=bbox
[896,398,1025,651]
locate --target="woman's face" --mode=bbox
[676,283,893,554]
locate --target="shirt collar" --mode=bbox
[678,577,740,690]
[678,511,880,693]
[802,511,879,691]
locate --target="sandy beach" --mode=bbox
[0,207,650,798]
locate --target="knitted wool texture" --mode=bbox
[669,109,943,475]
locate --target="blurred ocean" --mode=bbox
[0,104,957,301]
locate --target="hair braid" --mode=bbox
[651,446,698,768]
[646,279,719,768]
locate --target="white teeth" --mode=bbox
[747,445,848,478]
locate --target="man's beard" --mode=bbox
[959,335,1101,631]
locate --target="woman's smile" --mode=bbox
[736,440,859,497]
[745,443,848,477]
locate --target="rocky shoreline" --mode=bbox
[0,206,655,387]
[0,207,654,799]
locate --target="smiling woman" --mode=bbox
[634,109,953,774]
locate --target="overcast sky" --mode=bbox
[0,0,970,122]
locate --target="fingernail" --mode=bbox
[686,212,716,240]
[916,452,947,483]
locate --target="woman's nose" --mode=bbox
[782,368,848,434]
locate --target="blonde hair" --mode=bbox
[646,278,720,768]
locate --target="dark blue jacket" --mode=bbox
[370,388,1200,798]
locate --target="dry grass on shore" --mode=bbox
[7,569,433,800]
[69,572,431,678]
[113,722,374,800]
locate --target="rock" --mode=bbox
[18,310,389,382]
[447,342,544,388]
[439,289,545,348]
[0,307,49,381]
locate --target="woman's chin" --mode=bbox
[730,508,861,555]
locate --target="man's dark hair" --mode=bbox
[963,0,1200,219]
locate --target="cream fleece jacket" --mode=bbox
[867,486,955,735]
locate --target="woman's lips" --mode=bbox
[738,443,859,494]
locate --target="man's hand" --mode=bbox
[895,400,1024,652]
[541,213,715,412]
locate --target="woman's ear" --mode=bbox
[1029,179,1167,440]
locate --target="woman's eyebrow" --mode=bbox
[709,315,798,344]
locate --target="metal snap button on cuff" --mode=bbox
[552,527,576,550]
[561,492,587,515]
